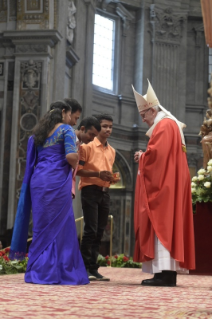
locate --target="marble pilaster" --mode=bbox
[2,30,62,228]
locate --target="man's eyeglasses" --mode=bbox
[140,108,151,119]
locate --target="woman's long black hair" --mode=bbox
[32,100,72,147]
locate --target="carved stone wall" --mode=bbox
[15,60,41,206]
[0,0,58,28]
[102,192,132,256]
[185,19,207,164]
[0,62,15,235]
[67,0,76,44]
[150,6,186,115]
[0,0,7,22]
[123,196,132,256]
[154,42,180,114]
[0,3,67,235]
[9,0,17,21]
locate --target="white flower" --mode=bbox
[207,166,212,172]
[198,175,205,181]
[204,182,211,188]
[191,188,196,194]
[197,169,206,175]
[191,182,196,187]
[208,159,212,166]
[192,176,198,182]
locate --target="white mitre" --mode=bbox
[132,79,187,147]
[132,79,159,112]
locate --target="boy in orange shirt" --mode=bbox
[77,114,119,281]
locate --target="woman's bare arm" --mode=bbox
[66,153,78,169]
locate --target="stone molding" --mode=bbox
[84,0,96,10]
[100,0,140,10]
[16,44,48,53]
[66,46,80,68]
[98,1,135,34]
[118,94,136,106]
[3,30,62,45]
[186,104,206,112]
[193,24,205,47]
[2,30,62,57]
[116,3,134,34]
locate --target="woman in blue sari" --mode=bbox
[10,100,89,285]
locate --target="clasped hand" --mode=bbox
[99,171,120,184]
[134,150,143,163]
[100,171,113,182]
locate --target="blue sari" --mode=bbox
[10,124,89,285]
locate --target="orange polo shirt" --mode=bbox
[77,137,115,190]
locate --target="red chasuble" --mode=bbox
[134,118,195,270]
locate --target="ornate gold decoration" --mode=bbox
[26,0,42,11]
[182,145,187,153]
[17,0,50,30]
[199,74,212,168]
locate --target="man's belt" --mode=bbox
[86,185,110,193]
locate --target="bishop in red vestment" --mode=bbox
[132,80,195,286]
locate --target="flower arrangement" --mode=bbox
[0,250,142,275]
[191,159,212,207]
[97,254,142,268]
[0,248,28,275]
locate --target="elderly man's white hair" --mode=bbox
[153,105,161,112]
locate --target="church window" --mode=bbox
[92,13,115,92]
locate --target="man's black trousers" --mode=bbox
[80,185,110,271]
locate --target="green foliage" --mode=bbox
[97,254,142,268]
[0,248,28,275]
[0,249,142,275]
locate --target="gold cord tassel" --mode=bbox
[182,145,187,153]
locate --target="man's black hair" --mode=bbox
[63,98,82,114]
[78,116,101,132]
[93,114,113,124]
